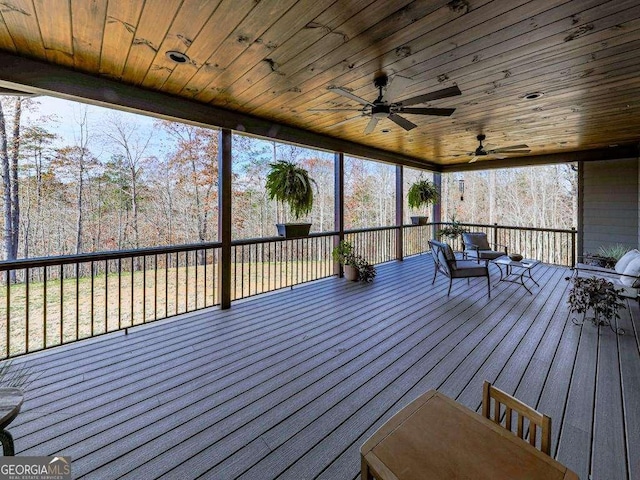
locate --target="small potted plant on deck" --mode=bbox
[407,178,439,225]
[567,275,625,334]
[332,240,376,283]
[266,160,317,238]
[437,215,467,240]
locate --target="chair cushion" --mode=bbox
[615,249,640,274]
[430,239,455,262]
[462,232,490,250]
[450,260,488,278]
[621,257,640,287]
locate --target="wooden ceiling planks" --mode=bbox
[216,0,383,109]
[178,0,299,98]
[290,0,620,125]
[140,1,222,91]
[0,0,46,58]
[70,0,107,72]
[292,0,640,155]
[0,0,639,168]
[120,0,183,85]
[192,0,340,104]
[248,0,469,120]
[100,0,143,79]
[160,0,261,96]
[32,0,73,66]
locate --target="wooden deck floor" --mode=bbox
[8,255,640,480]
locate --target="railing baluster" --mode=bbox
[118,258,122,330]
[5,271,9,357]
[25,269,29,353]
[90,262,94,337]
[44,266,48,348]
[59,265,63,344]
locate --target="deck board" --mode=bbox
[8,255,640,480]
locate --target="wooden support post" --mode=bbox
[432,172,442,242]
[396,165,404,261]
[218,129,232,309]
[577,160,584,261]
[334,152,344,277]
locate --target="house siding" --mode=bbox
[581,158,639,255]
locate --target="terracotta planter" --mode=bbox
[410,216,429,226]
[276,223,312,238]
[344,265,359,281]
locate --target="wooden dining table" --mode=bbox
[361,390,579,480]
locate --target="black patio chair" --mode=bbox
[462,232,507,264]
[429,239,491,298]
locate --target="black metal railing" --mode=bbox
[345,226,397,265]
[0,243,221,358]
[432,222,577,267]
[231,233,335,301]
[0,222,576,359]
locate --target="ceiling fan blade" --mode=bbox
[395,107,455,116]
[363,117,379,134]
[489,149,531,154]
[492,154,507,160]
[308,107,364,112]
[382,75,412,103]
[388,113,417,131]
[396,85,462,107]
[469,156,479,163]
[491,144,530,152]
[328,87,372,106]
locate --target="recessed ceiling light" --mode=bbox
[166,51,190,64]
[521,91,544,100]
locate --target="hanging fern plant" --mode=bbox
[266,160,317,220]
[407,179,439,211]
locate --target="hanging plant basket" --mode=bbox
[266,160,317,238]
[407,179,439,223]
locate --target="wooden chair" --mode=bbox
[482,381,551,455]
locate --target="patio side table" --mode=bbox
[0,388,23,456]
[492,256,541,294]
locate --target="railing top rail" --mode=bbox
[345,225,399,234]
[0,222,576,271]
[0,241,223,271]
[232,231,337,247]
[435,222,576,235]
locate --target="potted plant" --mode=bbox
[332,240,376,283]
[567,276,625,334]
[437,215,467,240]
[266,160,317,237]
[407,178,439,225]
[584,244,629,269]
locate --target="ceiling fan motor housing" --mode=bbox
[372,104,391,118]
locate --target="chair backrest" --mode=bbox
[462,232,491,250]
[482,381,551,455]
[429,240,455,278]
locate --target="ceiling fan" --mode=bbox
[312,74,461,134]
[462,134,531,163]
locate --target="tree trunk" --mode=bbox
[0,102,13,264]
[10,98,21,260]
[75,160,84,254]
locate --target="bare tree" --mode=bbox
[103,115,153,248]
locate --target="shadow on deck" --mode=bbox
[8,255,640,480]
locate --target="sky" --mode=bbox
[23,95,163,161]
